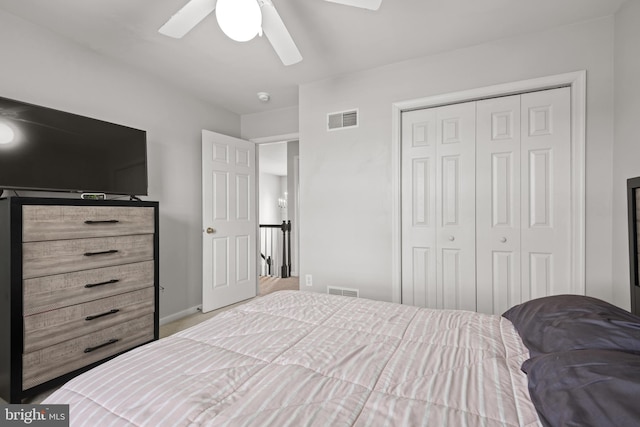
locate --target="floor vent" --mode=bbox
[327,109,358,131]
[327,286,359,298]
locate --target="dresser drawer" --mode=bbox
[24,260,154,315]
[23,234,154,279]
[24,287,155,353]
[22,314,155,390]
[22,205,155,242]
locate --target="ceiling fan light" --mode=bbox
[0,122,15,145]
[215,0,262,42]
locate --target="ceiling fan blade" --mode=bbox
[324,0,381,11]
[158,0,217,38]
[260,1,302,66]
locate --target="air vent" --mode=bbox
[327,286,359,298]
[327,109,358,131]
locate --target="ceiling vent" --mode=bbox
[327,109,358,131]
[327,286,359,298]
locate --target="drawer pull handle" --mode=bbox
[84,220,120,224]
[85,279,120,289]
[84,249,119,257]
[84,338,119,353]
[85,309,120,321]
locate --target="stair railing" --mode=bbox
[259,220,291,278]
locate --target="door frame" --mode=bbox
[390,71,587,304]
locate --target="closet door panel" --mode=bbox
[521,87,571,299]
[401,109,438,307]
[436,102,476,311]
[492,251,516,312]
[476,95,521,314]
[411,247,433,307]
[441,248,461,309]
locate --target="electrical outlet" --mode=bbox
[305,274,313,286]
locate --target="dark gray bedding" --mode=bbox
[503,295,640,427]
[522,349,640,427]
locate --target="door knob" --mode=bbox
[206,227,215,234]
[448,235,455,242]
[500,237,507,243]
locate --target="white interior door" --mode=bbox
[435,102,476,311]
[402,87,572,314]
[202,130,257,313]
[401,108,437,307]
[520,87,572,300]
[401,102,476,310]
[475,87,572,314]
[476,95,522,314]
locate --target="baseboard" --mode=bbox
[159,305,202,326]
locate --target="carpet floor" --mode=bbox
[258,275,300,296]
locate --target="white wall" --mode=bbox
[241,106,299,140]
[279,176,288,222]
[299,17,616,303]
[612,1,640,309]
[259,172,281,224]
[0,10,241,320]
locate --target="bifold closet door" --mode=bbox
[520,87,572,301]
[401,108,437,308]
[476,95,522,314]
[401,102,476,310]
[476,87,572,314]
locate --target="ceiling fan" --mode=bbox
[158,0,382,66]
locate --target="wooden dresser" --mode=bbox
[0,197,159,403]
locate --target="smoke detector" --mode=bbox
[257,92,270,102]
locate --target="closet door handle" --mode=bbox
[84,220,120,225]
[500,237,507,243]
[448,235,455,242]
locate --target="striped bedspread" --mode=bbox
[44,291,541,426]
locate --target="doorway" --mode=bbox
[257,140,300,295]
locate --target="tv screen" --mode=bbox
[0,96,147,196]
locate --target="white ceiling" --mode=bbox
[0,0,625,115]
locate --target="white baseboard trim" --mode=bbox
[159,305,202,326]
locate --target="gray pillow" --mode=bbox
[502,295,640,357]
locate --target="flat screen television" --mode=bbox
[0,96,147,196]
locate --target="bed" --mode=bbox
[43,291,640,426]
